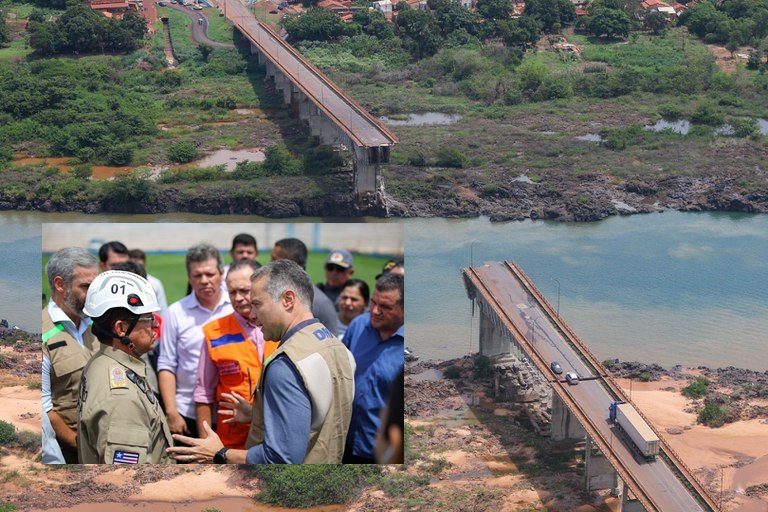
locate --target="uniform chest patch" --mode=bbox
[217,360,241,376]
[113,450,140,464]
[110,366,128,389]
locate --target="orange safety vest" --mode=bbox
[202,314,278,449]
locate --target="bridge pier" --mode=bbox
[551,393,586,441]
[245,36,387,195]
[584,436,619,493]
[478,304,509,356]
[619,479,647,512]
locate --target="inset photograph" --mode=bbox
[40,223,403,466]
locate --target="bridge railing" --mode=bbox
[464,267,658,512]
[505,261,720,512]
[228,7,397,148]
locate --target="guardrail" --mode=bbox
[226,4,397,148]
[464,266,658,512]
[505,261,720,512]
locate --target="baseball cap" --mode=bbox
[325,249,353,269]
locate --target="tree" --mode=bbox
[0,9,10,46]
[645,10,668,36]
[282,8,345,42]
[586,7,631,39]
[476,0,511,21]
[524,0,575,32]
[498,15,542,47]
[167,141,200,163]
[431,0,482,37]
[397,9,442,59]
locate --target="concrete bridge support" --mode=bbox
[619,479,647,512]
[247,38,380,194]
[478,305,510,357]
[551,393,586,441]
[584,437,618,492]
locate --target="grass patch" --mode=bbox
[250,465,382,508]
[682,377,709,399]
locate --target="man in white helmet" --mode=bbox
[77,271,174,464]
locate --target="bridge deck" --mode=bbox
[464,261,717,512]
[222,0,397,149]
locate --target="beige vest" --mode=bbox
[246,322,355,463]
[42,308,99,429]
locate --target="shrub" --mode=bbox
[682,376,709,399]
[263,143,301,176]
[697,402,729,427]
[435,147,467,168]
[167,141,200,164]
[0,421,15,445]
[251,465,382,507]
[443,365,461,379]
[691,103,724,126]
[473,354,494,380]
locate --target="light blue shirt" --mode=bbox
[157,292,232,419]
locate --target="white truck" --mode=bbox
[609,401,660,461]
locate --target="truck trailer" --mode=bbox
[609,401,660,461]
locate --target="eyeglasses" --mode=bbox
[137,315,157,327]
[325,265,348,273]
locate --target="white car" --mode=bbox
[565,372,579,385]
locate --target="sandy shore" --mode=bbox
[617,377,768,511]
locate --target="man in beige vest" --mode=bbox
[77,271,174,464]
[42,247,99,463]
[167,260,355,464]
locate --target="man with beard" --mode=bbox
[42,247,100,463]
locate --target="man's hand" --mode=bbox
[218,391,252,424]
[166,410,189,435]
[167,421,222,463]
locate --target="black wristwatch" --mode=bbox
[213,447,229,464]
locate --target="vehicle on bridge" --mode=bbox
[609,401,660,461]
[550,361,563,374]
[565,371,579,384]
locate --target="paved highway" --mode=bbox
[469,261,708,512]
[220,0,397,148]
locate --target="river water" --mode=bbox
[406,211,768,371]
[1,210,767,370]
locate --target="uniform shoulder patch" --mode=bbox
[110,366,128,389]
[113,450,140,464]
[47,340,67,350]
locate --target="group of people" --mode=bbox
[42,233,405,465]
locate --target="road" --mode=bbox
[217,0,397,148]
[160,2,235,48]
[469,261,707,512]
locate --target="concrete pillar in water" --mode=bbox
[551,393,586,441]
[584,436,618,492]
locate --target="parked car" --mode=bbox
[565,372,579,385]
[193,4,203,9]
[198,17,203,24]
[550,361,563,375]
[158,1,167,6]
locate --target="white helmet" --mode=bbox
[83,270,161,319]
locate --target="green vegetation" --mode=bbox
[697,402,730,427]
[682,376,710,399]
[27,4,146,55]
[0,503,17,512]
[473,354,494,380]
[0,420,15,445]
[250,465,382,508]
[167,140,200,163]
[443,365,461,379]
